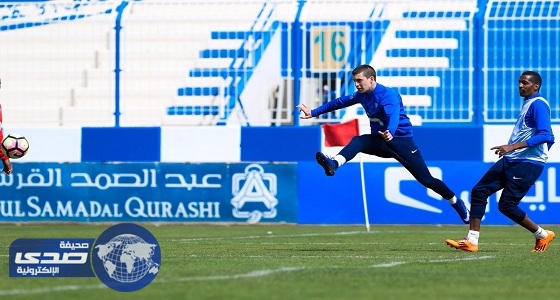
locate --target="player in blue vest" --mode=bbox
[445,71,555,252]
[297,64,470,224]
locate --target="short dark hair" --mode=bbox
[522,71,542,90]
[352,64,376,80]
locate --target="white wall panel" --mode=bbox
[160,126,241,162]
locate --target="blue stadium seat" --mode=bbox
[170,15,280,121]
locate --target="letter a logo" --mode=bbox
[231,164,278,223]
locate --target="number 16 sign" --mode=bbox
[311,26,349,71]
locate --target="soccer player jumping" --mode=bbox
[296,64,470,224]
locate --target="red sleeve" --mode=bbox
[0,104,7,161]
[0,140,6,161]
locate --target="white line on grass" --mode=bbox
[0,267,305,296]
[371,262,407,267]
[188,254,385,259]
[371,255,495,268]
[155,267,305,283]
[427,256,494,263]
[242,242,387,245]
[172,231,367,242]
[0,255,497,295]
[0,283,107,296]
[171,229,500,243]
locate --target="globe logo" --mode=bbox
[92,223,161,292]
[95,234,159,283]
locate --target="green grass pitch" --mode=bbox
[0,224,559,300]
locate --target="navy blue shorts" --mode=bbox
[471,158,544,206]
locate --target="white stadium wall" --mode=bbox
[160,126,241,163]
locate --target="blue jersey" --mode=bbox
[505,93,555,164]
[311,83,413,137]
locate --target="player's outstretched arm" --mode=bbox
[296,103,313,119]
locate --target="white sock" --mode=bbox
[467,230,479,245]
[447,196,457,205]
[533,227,548,239]
[334,155,346,167]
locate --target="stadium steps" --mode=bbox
[168,2,279,125]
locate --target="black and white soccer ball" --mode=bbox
[1,133,29,159]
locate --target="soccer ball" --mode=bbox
[1,133,29,159]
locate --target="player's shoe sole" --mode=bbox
[532,230,555,252]
[445,238,478,252]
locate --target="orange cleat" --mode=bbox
[445,238,479,252]
[531,230,555,252]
